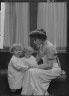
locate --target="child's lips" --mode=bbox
[18,53,21,55]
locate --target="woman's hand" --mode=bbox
[57,70,67,81]
[36,54,41,63]
[21,66,29,71]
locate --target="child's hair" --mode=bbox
[9,43,23,54]
[23,46,34,56]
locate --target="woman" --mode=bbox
[21,29,65,95]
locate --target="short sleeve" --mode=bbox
[46,46,57,60]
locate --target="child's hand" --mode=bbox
[22,66,29,71]
[28,64,33,68]
[24,62,32,68]
[29,64,39,69]
[25,62,31,66]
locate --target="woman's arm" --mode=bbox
[36,46,57,70]
[27,62,53,70]
[28,46,55,70]
[36,50,46,63]
[36,54,41,63]
[38,62,53,70]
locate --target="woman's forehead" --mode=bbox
[34,38,41,42]
[34,38,40,40]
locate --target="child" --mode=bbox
[22,46,38,68]
[8,43,29,94]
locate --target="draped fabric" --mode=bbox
[29,2,38,50]
[0,11,1,35]
[4,2,30,48]
[37,3,67,52]
[0,3,5,49]
[2,2,67,52]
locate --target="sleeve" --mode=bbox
[37,48,47,59]
[10,59,28,71]
[46,46,57,60]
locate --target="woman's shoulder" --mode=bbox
[46,41,57,53]
[47,41,55,48]
[47,41,54,47]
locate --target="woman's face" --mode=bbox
[34,38,42,48]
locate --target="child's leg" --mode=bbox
[10,88,22,95]
[9,89,17,95]
[15,88,22,94]
[10,89,16,92]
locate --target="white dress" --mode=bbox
[8,55,28,90]
[21,41,62,95]
[22,56,38,67]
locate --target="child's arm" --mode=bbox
[25,62,39,69]
[10,60,29,71]
[24,57,39,69]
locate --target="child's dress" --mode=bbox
[22,56,38,67]
[8,55,28,90]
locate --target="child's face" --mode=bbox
[14,47,22,57]
[24,50,32,58]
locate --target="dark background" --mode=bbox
[1,0,69,2]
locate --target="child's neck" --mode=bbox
[25,56,31,59]
[14,55,20,58]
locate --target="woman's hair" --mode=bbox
[29,29,47,41]
[23,46,34,56]
[9,43,23,54]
